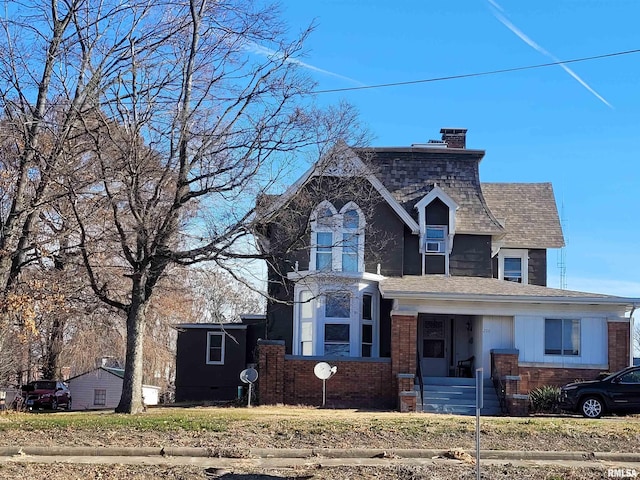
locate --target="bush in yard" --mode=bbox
[529,385,561,413]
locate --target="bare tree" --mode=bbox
[0,1,153,297]
[60,0,366,413]
[190,268,265,323]
[0,0,365,413]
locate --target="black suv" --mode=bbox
[22,380,72,410]
[560,366,640,418]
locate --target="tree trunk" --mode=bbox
[42,316,64,380]
[115,280,148,414]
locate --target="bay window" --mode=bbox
[293,285,379,358]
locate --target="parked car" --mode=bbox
[21,380,72,410]
[560,366,640,418]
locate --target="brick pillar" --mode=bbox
[491,349,528,415]
[257,339,285,405]
[608,322,630,372]
[391,313,417,411]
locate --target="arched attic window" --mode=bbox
[310,201,365,272]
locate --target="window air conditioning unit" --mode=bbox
[425,241,444,253]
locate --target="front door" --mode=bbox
[420,315,450,377]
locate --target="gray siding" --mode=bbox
[403,227,421,275]
[450,235,492,277]
[528,249,547,286]
[68,369,122,410]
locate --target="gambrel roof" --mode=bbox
[481,182,565,249]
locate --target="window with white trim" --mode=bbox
[293,286,378,358]
[299,290,314,356]
[545,318,580,356]
[206,331,225,364]
[310,202,364,272]
[423,225,448,275]
[361,294,373,357]
[498,249,529,284]
[324,293,351,356]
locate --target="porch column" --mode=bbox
[491,348,528,416]
[608,321,630,372]
[391,313,418,411]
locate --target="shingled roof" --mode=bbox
[482,183,565,249]
[380,275,631,304]
[353,147,504,235]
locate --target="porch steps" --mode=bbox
[416,377,503,416]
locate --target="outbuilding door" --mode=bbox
[419,315,451,377]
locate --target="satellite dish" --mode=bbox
[240,368,258,384]
[314,362,337,407]
[314,362,333,380]
[239,368,258,408]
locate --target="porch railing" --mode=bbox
[415,350,424,407]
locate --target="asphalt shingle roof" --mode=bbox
[481,183,565,248]
[380,275,623,300]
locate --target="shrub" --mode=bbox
[529,385,561,413]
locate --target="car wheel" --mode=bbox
[51,399,58,411]
[580,396,603,418]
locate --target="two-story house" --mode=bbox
[255,128,638,414]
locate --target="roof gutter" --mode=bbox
[380,289,640,306]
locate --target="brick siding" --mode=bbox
[608,322,630,373]
[519,367,603,392]
[285,358,394,408]
[257,340,394,408]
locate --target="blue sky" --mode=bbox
[278,0,640,298]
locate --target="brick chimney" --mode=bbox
[440,128,467,149]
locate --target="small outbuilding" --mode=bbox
[67,367,161,410]
[174,315,266,403]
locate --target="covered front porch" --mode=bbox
[417,313,479,379]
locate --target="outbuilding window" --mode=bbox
[93,389,106,406]
[206,332,225,364]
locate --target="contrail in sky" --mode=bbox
[247,43,366,87]
[487,0,612,108]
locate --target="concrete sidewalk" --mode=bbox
[1,446,639,463]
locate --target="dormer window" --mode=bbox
[415,186,458,276]
[310,201,365,273]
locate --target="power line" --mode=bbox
[313,48,640,94]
